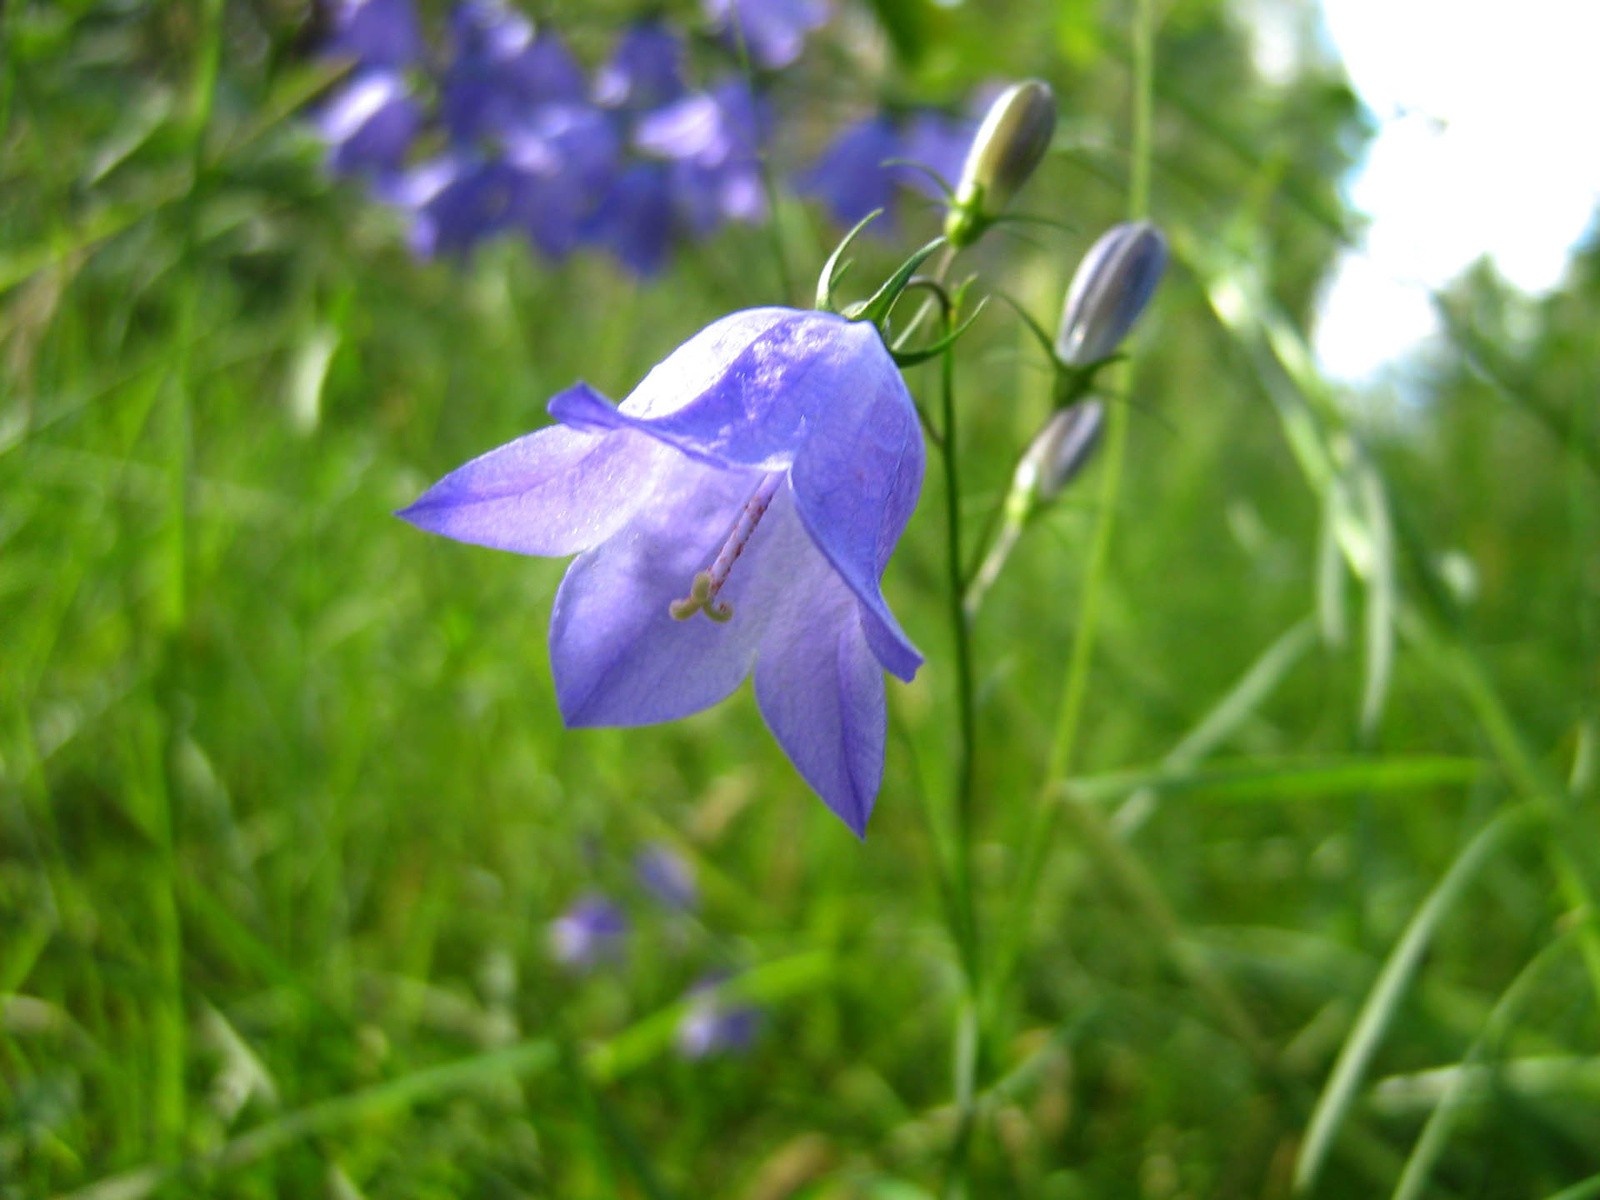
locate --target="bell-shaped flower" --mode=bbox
[797,115,903,229]
[1055,221,1168,367]
[702,0,829,69]
[399,308,925,836]
[594,21,688,112]
[324,0,424,68]
[635,843,698,912]
[547,893,628,970]
[636,79,770,235]
[315,68,422,176]
[385,153,522,257]
[899,109,976,199]
[441,2,587,142]
[676,977,761,1057]
[583,161,677,275]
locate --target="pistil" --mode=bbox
[670,473,784,623]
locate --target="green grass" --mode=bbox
[3,1,1598,1197]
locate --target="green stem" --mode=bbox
[988,0,1161,1042]
[936,306,982,1198]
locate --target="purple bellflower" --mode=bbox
[636,79,770,234]
[441,1,586,142]
[677,977,761,1057]
[548,893,628,969]
[635,843,698,912]
[315,68,422,176]
[703,0,829,69]
[900,110,976,199]
[385,153,521,257]
[324,0,424,68]
[584,161,678,275]
[399,308,925,836]
[798,115,903,229]
[800,109,978,230]
[594,21,687,112]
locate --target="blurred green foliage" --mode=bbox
[2,1,1597,1197]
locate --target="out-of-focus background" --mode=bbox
[3,0,1597,1196]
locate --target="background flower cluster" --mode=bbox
[317,0,797,274]
[316,0,981,273]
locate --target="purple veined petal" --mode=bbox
[594,21,687,111]
[783,320,924,681]
[550,458,789,726]
[397,410,672,555]
[703,0,829,69]
[316,69,421,175]
[548,308,833,472]
[797,115,902,229]
[324,0,424,68]
[753,507,887,836]
[548,310,923,680]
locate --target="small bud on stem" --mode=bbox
[1055,221,1168,367]
[944,80,1057,249]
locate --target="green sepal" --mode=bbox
[815,209,883,313]
[889,296,988,367]
[846,235,947,326]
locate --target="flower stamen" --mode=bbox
[670,473,783,623]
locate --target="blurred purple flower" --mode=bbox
[801,109,979,229]
[315,68,422,175]
[442,1,586,141]
[594,21,687,112]
[638,79,770,235]
[900,110,975,199]
[677,978,761,1058]
[503,104,622,259]
[703,0,828,69]
[385,153,523,257]
[584,161,677,275]
[797,115,901,228]
[547,893,628,969]
[398,308,924,835]
[325,0,424,68]
[635,843,698,911]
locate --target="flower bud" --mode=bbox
[1055,221,1167,367]
[944,80,1056,248]
[1014,400,1105,504]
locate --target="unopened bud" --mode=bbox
[1055,222,1167,367]
[1014,400,1105,503]
[944,80,1056,248]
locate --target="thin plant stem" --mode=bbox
[722,6,795,301]
[935,303,983,1199]
[987,0,1171,1040]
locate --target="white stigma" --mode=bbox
[670,473,783,623]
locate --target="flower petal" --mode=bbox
[786,322,924,681]
[753,529,886,837]
[398,398,669,556]
[548,308,863,472]
[551,460,793,726]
